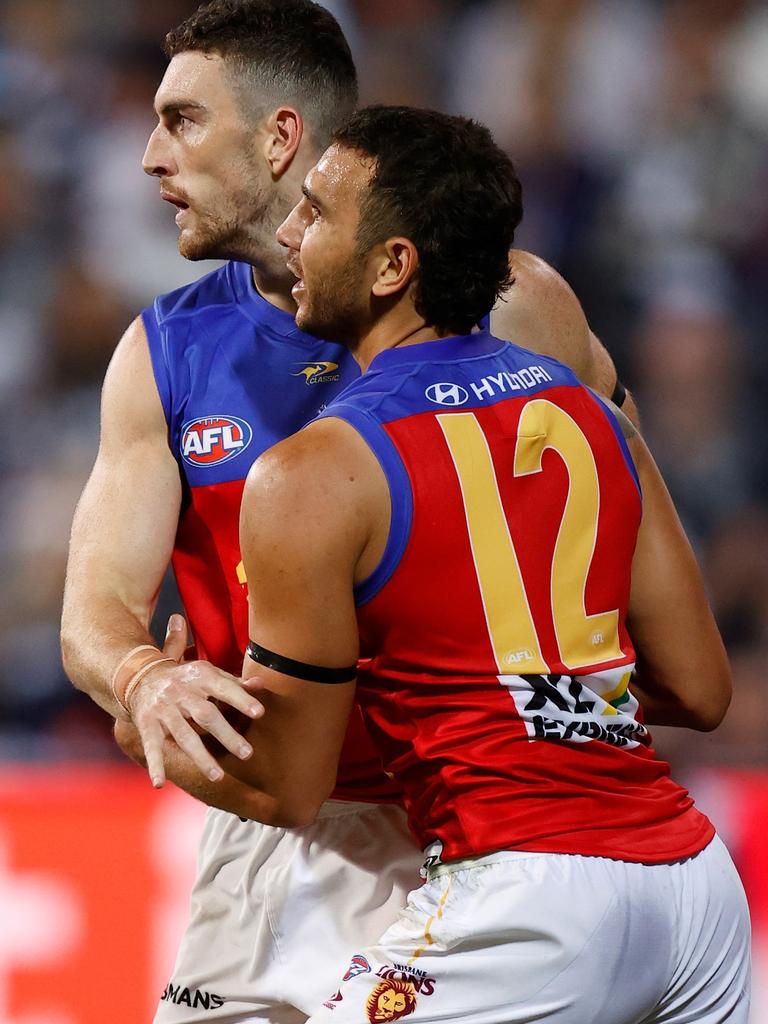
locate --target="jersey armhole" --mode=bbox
[141,305,172,427]
[587,387,642,501]
[319,403,413,607]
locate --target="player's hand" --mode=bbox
[128,614,263,789]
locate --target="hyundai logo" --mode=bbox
[425,382,469,407]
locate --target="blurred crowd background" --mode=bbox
[1,0,767,777]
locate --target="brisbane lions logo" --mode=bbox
[365,979,417,1022]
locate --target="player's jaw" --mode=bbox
[293,254,369,346]
[282,224,361,342]
[160,175,276,263]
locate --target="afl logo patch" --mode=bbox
[343,954,372,982]
[181,415,252,467]
[425,382,469,407]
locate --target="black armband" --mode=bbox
[246,640,356,684]
[611,379,627,408]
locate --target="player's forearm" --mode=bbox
[173,761,303,826]
[116,719,316,826]
[630,655,731,732]
[61,585,158,717]
[631,678,707,729]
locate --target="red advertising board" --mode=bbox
[0,766,203,1024]
[0,765,764,1023]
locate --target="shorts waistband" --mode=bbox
[315,799,398,819]
[426,849,540,880]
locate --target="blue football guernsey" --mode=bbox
[142,260,400,801]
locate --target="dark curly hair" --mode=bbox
[333,106,522,336]
[165,0,358,147]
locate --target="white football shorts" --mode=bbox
[307,834,751,1024]
[153,800,421,1024]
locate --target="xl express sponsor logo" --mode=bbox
[181,415,253,467]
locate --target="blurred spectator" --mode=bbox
[631,296,753,547]
[77,42,214,307]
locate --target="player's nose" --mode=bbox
[276,201,304,251]
[142,125,177,178]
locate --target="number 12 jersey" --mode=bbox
[321,330,714,865]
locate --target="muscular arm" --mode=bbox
[61,317,182,714]
[492,251,639,423]
[205,419,377,826]
[624,423,731,730]
[62,317,261,788]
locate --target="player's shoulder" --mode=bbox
[506,250,580,303]
[145,261,243,327]
[492,250,594,381]
[243,416,373,538]
[251,416,365,484]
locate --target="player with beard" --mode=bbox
[224,105,747,1021]
[62,2,635,1023]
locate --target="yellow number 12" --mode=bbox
[438,401,622,674]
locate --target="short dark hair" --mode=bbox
[165,0,358,147]
[333,106,522,336]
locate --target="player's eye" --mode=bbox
[167,112,192,132]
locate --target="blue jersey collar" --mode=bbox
[227,261,325,345]
[368,331,501,371]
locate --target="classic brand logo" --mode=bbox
[181,415,253,467]
[293,361,341,385]
[425,382,469,407]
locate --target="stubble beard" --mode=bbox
[177,171,275,263]
[296,256,369,347]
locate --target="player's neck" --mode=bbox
[250,264,297,315]
[354,311,447,373]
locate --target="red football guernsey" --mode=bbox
[143,261,400,802]
[320,331,714,863]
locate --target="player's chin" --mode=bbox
[177,229,218,262]
[294,300,313,333]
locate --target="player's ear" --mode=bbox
[263,107,304,178]
[371,238,419,300]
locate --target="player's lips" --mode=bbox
[160,190,191,222]
[286,258,304,297]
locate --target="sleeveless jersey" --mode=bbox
[320,330,714,863]
[142,260,400,802]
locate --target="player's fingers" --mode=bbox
[190,701,253,762]
[140,721,168,789]
[206,675,264,719]
[166,712,225,783]
[162,613,188,663]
